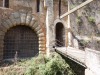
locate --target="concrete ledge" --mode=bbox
[55,47,86,67]
[85,69,95,75]
[85,48,100,75]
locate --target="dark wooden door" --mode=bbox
[3,26,39,59]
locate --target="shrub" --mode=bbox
[24,53,75,75]
[88,16,95,24]
[0,53,75,75]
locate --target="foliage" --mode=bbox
[88,16,95,24]
[0,53,75,75]
[24,53,74,75]
[76,16,82,25]
[79,40,90,49]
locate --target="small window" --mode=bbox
[59,0,61,17]
[37,0,40,12]
[4,0,9,8]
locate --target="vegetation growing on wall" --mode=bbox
[76,16,82,25]
[88,16,95,24]
[69,0,100,50]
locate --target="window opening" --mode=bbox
[59,0,61,17]
[37,0,40,12]
[4,0,9,8]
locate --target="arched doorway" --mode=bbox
[3,25,39,59]
[55,22,65,47]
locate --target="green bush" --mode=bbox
[24,53,75,75]
[0,53,75,75]
[88,16,95,24]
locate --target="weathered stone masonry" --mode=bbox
[0,0,69,59]
[0,10,46,60]
[0,0,68,59]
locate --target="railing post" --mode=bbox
[85,48,100,75]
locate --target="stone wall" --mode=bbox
[69,0,100,51]
[0,0,47,59]
[53,0,68,47]
[0,0,3,7]
[0,0,69,57]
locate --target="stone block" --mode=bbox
[44,0,48,7]
[39,41,45,44]
[35,26,41,32]
[30,17,36,26]
[20,13,27,25]
[13,12,21,25]
[37,28,43,34]
[6,19,12,27]
[39,37,44,41]
[9,14,16,26]
[39,44,45,48]
[32,21,38,28]
[2,21,9,29]
[38,33,44,37]
[0,25,7,32]
[39,48,45,51]
[26,14,32,25]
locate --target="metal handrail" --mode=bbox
[51,39,65,47]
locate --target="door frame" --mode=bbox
[54,19,67,47]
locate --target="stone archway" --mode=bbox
[3,25,39,59]
[54,19,68,47]
[0,12,46,60]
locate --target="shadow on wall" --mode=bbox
[59,53,85,75]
